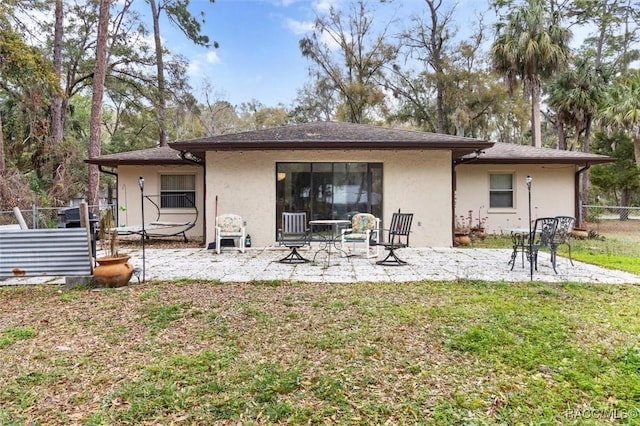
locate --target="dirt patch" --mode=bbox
[111,235,206,250]
[587,219,640,234]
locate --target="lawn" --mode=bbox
[472,219,640,275]
[1,280,639,424]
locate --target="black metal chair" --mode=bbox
[277,212,311,263]
[552,216,575,267]
[528,217,559,273]
[376,212,413,266]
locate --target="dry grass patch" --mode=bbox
[0,281,639,424]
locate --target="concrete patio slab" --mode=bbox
[2,246,639,286]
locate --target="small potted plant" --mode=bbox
[454,212,472,246]
[470,207,488,241]
[94,207,133,287]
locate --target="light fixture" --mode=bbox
[277,172,286,181]
[526,175,533,281]
[139,176,145,283]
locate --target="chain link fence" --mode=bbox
[582,204,640,222]
[0,204,116,229]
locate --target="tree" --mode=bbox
[548,60,607,151]
[87,0,111,210]
[599,70,640,166]
[299,0,397,123]
[146,0,218,146]
[402,0,456,133]
[491,0,571,147]
[0,12,57,188]
[591,130,640,219]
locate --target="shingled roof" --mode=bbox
[463,142,613,165]
[169,121,493,158]
[86,122,613,166]
[85,146,203,167]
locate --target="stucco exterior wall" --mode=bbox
[206,149,453,247]
[455,163,577,234]
[116,164,204,238]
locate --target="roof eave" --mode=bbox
[170,140,494,153]
[469,158,615,165]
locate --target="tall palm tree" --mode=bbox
[491,0,571,147]
[599,70,640,166]
[548,60,607,152]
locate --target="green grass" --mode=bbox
[473,232,640,274]
[1,281,639,424]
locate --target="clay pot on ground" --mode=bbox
[571,228,589,239]
[454,232,472,246]
[93,255,134,288]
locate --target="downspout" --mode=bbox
[97,165,119,221]
[575,164,590,227]
[179,150,207,247]
[452,150,483,245]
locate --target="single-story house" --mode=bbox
[86,121,613,247]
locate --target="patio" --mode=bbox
[3,246,639,285]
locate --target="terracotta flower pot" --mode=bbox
[454,232,471,246]
[94,255,134,288]
[571,228,589,239]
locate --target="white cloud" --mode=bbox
[313,0,341,14]
[206,51,220,64]
[285,18,314,34]
[187,51,220,78]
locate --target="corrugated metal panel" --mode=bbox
[0,228,92,279]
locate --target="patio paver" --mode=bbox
[2,246,639,286]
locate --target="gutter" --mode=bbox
[179,150,205,166]
[99,165,118,177]
[575,164,591,227]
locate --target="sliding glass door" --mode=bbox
[276,162,382,231]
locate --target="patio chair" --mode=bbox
[552,216,575,267]
[527,217,559,273]
[340,213,380,258]
[215,214,246,254]
[277,212,311,263]
[376,211,413,266]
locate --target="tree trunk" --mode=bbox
[0,113,5,175]
[51,0,65,203]
[88,0,111,210]
[149,0,167,147]
[531,83,542,148]
[580,117,593,216]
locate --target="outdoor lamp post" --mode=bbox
[526,175,533,281]
[139,176,145,283]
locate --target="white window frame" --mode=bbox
[489,172,514,209]
[159,174,196,209]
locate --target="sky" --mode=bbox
[161,0,489,108]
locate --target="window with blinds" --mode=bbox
[489,173,514,208]
[160,175,196,208]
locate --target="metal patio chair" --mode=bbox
[277,212,311,263]
[376,211,413,266]
[552,216,575,267]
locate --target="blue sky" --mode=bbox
[162,0,490,108]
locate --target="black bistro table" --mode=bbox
[507,228,535,270]
[309,219,351,266]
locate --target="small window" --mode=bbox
[489,173,513,208]
[160,175,195,208]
